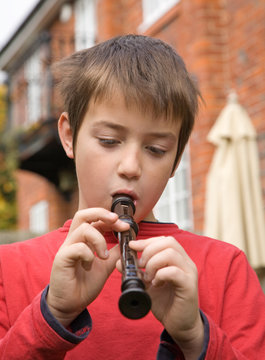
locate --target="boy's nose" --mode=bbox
[117,145,142,179]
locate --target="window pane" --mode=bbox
[25,50,41,124]
[140,0,179,31]
[75,0,96,50]
[154,147,193,230]
[29,200,49,234]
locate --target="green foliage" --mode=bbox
[0,136,17,229]
[0,85,17,230]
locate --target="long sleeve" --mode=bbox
[157,250,265,359]
[157,312,209,360]
[202,251,265,359]
[0,223,264,358]
[0,290,72,358]
[0,257,91,360]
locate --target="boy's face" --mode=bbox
[60,96,180,223]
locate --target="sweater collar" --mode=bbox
[61,219,179,244]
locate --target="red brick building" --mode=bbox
[0,0,264,238]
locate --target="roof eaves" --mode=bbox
[0,0,68,72]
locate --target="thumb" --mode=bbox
[105,244,120,276]
[116,258,122,273]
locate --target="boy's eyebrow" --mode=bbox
[148,131,177,141]
[91,120,126,132]
[91,120,178,140]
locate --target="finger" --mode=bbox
[92,217,130,233]
[144,248,187,282]
[64,223,109,259]
[130,237,191,269]
[68,208,129,246]
[57,242,95,268]
[129,237,174,255]
[69,208,125,232]
[104,244,120,276]
[151,266,187,288]
[116,258,122,273]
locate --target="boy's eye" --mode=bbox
[98,138,119,146]
[146,146,166,156]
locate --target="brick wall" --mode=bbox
[12,0,264,233]
[97,0,142,40]
[16,170,77,231]
[14,9,77,232]
[226,0,265,207]
[136,0,264,232]
[97,0,230,231]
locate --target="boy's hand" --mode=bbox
[47,208,129,328]
[128,237,204,360]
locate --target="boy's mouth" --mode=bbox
[111,190,138,206]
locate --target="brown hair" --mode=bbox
[53,34,200,168]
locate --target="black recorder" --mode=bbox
[111,195,151,319]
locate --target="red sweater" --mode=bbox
[0,220,264,359]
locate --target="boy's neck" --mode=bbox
[143,211,158,222]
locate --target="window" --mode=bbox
[25,50,41,124]
[140,0,179,31]
[74,0,97,50]
[29,200,49,234]
[154,147,193,231]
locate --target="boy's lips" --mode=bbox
[111,190,138,204]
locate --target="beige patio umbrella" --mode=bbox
[204,91,265,269]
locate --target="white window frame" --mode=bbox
[29,200,49,234]
[140,0,179,32]
[25,50,42,125]
[74,0,97,50]
[154,147,193,231]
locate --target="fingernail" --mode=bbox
[104,249,109,258]
[109,212,118,220]
[138,257,144,267]
[120,220,129,228]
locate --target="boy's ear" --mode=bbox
[58,112,74,159]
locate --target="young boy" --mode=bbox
[0,34,264,359]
